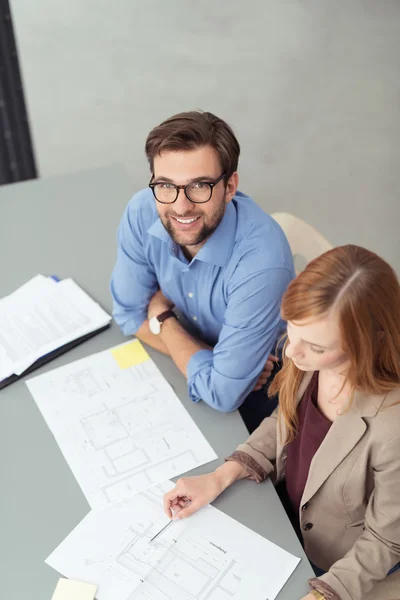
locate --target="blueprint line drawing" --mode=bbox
[26,347,217,508]
[46,482,300,600]
[119,528,241,600]
[113,502,242,599]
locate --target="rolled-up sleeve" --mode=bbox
[225,408,279,481]
[110,203,158,335]
[187,267,292,411]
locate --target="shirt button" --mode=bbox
[303,522,313,531]
[193,316,197,321]
[188,292,194,298]
[302,502,310,511]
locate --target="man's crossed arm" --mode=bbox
[135,289,276,393]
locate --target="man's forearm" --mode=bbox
[159,316,212,377]
[135,319,170,355]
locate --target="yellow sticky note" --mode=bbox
[111,340,150,369]
[51,578,97,600]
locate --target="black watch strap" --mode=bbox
[157,309,176,324]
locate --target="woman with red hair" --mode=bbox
[164,245,400,600]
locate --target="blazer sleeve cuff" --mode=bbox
[312,572,350,600]
[227,444,275,481]
[308,578,341,599]
[225,451,268,483]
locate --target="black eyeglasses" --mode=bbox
[149,172,225,204]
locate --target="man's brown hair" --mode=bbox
[145,111,240,178]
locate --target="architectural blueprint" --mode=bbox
[26,341,217,509]
[46,482,300,600]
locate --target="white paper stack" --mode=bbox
[46,481,301,600]
[27,342,301,599]
[0,274,111,384]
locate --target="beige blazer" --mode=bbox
[234,372,400,600]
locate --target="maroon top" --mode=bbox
[286,371,332,517]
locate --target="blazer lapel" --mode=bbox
[301,388,385,505]
[301,411,366,505]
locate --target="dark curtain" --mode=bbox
[0,0,37,185]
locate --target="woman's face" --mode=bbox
[285,312,349,372]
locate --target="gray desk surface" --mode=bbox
[0,166,313,599]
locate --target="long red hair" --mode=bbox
[269,245,400,443]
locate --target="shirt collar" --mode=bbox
[194,201,237,266]
[147,218,170,243]
[147,200,237,267]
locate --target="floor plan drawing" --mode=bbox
[26,344,217,509]
[111,492,242,599]
[46,482,300,600]
[119,527,242,600]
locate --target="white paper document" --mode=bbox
[26,342,217,508]
[46,482,300,600]
[0,275,111,381]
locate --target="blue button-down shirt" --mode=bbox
[111,188,294,412]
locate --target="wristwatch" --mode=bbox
[149,309,176,335]
[310,590,326,600]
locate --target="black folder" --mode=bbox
[0,323,110,391]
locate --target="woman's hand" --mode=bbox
[163,473,225,520]
[163,462,247,520]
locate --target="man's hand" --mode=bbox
[147,289,174,320]
[253,354,278,391]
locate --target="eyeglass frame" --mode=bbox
[148,172,226,204]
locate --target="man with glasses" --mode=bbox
[111,111,294,432]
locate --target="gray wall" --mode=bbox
[11,0,400,270]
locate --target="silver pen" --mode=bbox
[149,499,191,544]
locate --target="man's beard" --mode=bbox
[161,202,226,247]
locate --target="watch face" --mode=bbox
[149,316,161,335]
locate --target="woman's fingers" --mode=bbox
[173,499,201,520]
[163,486,185,517]
[163,473,225,520]
[163,480,194,517]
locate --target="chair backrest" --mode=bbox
[271,212,333,274]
